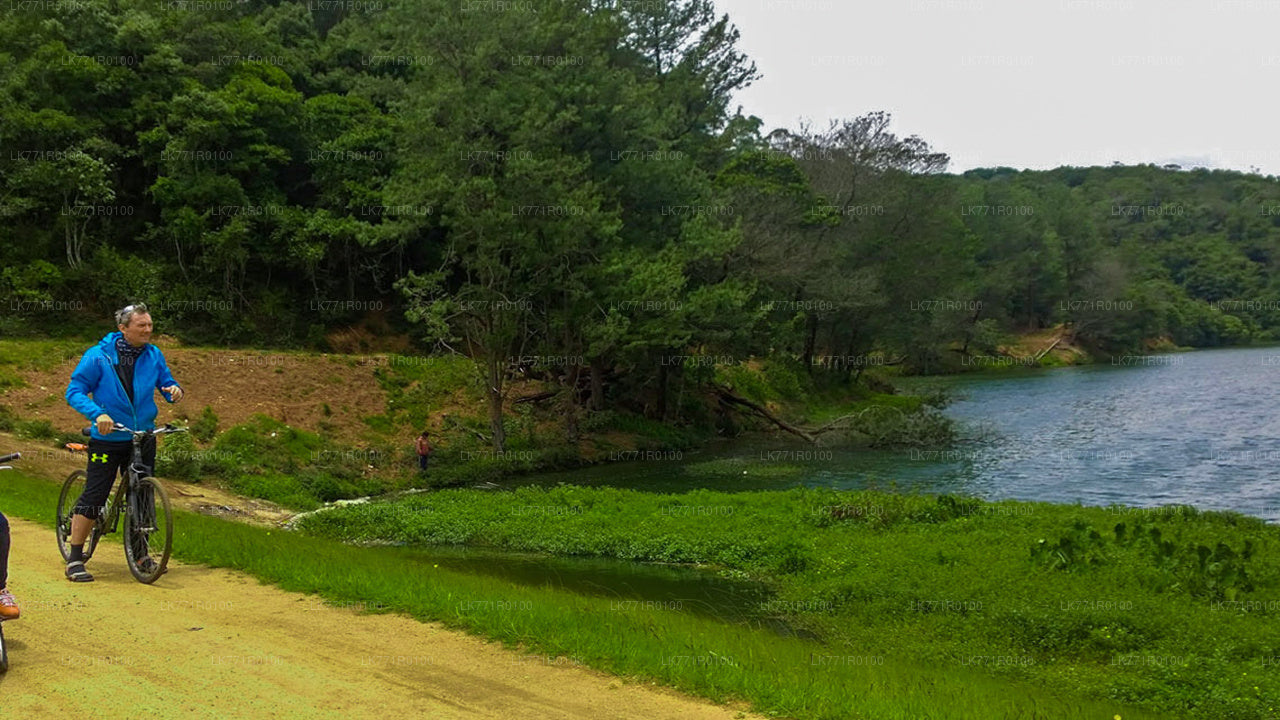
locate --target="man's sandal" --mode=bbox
[65,561,94,583]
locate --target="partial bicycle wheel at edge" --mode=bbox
[123,476,172,584]
[56,470,103,562]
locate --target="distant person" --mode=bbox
[64,303,183,582]
[415,430,433,474]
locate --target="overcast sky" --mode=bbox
[715,0,1280,176]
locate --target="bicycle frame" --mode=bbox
[98,464,136,536]
[74,425,180,527]
[97,427,167,531]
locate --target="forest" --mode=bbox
[4,0,1280,447]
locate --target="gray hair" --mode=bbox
[115,303,150,327]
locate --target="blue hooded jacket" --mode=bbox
[65,332,180,442]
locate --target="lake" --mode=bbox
[509,346,1280,523]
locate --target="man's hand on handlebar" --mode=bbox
[96,413,115,436]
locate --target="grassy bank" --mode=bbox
[297,485,1280,720]
[0,465,1171,720]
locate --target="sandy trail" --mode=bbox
[0,517,761,720]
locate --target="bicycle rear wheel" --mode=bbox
[0,621,8,673]
[56,470,105,562]
[123,476,173,584]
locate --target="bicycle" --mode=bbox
[56,424,184,584]
[0,450,19,673]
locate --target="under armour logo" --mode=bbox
[91,453,109,463]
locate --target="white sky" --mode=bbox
[715,0,1280,176]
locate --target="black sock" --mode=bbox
[69,544,85,563]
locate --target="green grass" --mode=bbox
[0,338,94,373]
[713,358,954,447]
[372,354,483,430]
[715,358,804,406]
[795,394,954,448]
[0,467,1173,720]
[197,411,601,508]
[0,405,68,442]
[0,366,26,389]
[801,392,927,426]
[207,414,411,510]
[297,486,1280,720]
[579,409,708,449]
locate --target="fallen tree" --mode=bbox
[709,383,927,445]
[711,382,816,442]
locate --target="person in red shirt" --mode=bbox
[415,431,433,474]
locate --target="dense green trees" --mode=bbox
[3,0,1280,447]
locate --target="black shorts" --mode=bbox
[75,437,155,520]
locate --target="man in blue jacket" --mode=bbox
[64,303,183,582]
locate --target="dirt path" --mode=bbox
[0,517,761,720]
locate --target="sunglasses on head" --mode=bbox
[117,303,149,325]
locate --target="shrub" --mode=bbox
[0,367,26,390]
[190,405,220,443]
[156,429,202,482]
[14,418,56,441]
[1031,522,1110,571]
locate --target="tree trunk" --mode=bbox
[65,220,85,270]
[486,354,506,451]
[174,232,190,284]
[961,302,984,354]
[673,370,685,423]
[562,376,580,445]
[65,223,76,268]
[711,383,815,442]
[1035,331,1068,361]
[844,336,857,383]
[655,357,669,421]
[589,356,605,411]
[802,313,818,373]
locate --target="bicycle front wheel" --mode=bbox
[56,470,104,562]
[123,476,173,584]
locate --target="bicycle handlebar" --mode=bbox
[0,452,19,464]
[80,424,188,437]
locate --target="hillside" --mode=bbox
[1,337,389,445]
[0,337,586,509]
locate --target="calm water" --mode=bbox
[509,346,1280,522]
[910,346,1280,522]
